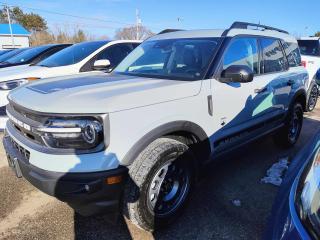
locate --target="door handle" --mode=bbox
[254,87,267,94]
[287,79,295,86]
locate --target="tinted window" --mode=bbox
[0,48,26,62]
[6,45,51,64]
[282,42,301,67]
[32,46,69,64]
[0,50,10,56]
[223,37,259,74]
[37,41,108,67]
[97,44,133,67]
[115,38,221,81]
[261,38,286,73]
[298,40,320,56]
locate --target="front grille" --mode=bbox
[7,103,45,146]
[11,103,48,123]
[9,136,30,160]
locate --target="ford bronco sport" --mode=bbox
[3,22,308,231]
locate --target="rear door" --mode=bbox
[254,37,289,117]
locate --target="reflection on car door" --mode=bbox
[210,36,286,153]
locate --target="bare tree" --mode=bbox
[30,25,96,46]
[115,25,154,40]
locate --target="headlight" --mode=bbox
[0,79,29,90]
[36,118,104,150]
[0,77,40,90]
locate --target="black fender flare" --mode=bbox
[121,121,211,166]
[291,88,307,111]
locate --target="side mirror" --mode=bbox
[316,69,320,86]
[220,65,254,83]
[93,59,111,71]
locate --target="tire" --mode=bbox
[307,83,319,111]
[273,102,303,148]
[122,138,195,231]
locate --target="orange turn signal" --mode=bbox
[26,77,40,81]
[105,175,123,185]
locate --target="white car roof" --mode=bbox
[298,37,320,41]
[149,24,297,43]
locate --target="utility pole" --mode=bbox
[136,9,141,40]
[5,5,15,48]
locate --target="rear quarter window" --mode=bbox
[282,41,301,67]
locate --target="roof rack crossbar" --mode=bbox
[229,21,289,34]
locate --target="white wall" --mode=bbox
[0,35,30,49]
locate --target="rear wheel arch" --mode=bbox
[292,89,307,112]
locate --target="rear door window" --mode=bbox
[260,38,286,74]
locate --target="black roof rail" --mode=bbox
[157,29,184,35]
[228,21,289,34]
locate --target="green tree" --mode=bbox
[315,32,320,37]
[0,6,47,32]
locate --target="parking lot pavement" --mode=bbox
[0,103,320,240]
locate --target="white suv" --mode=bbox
[297,37,320,111]
[3,22,308,231]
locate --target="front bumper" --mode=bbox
[3,135,128,216]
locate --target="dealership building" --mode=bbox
[0,23,30,49]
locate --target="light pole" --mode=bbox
[5,5,15,48]
[135,9,141,40]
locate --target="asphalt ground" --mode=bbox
[0,103,319,240]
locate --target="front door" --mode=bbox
[210,36,280,152]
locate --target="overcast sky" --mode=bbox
[4,0,320,39]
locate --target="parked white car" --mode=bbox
[0,40,141,129]
[297,37,320,111]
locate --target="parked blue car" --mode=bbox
[266,130,320,239]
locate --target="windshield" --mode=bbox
[6,45,51,64]
[0,50,10,56]
[0,48,26,62]
[298,40,320,56]
[36,41,108,67]
[114,38,221,80]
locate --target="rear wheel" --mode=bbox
[273,102,303,148]
[307,84,319,111]
[122,138,194,231]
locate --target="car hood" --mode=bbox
[0,65,50,82]
[9,73,202,114]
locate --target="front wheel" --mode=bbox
[122,138,195,231]
[273,102,303,148]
